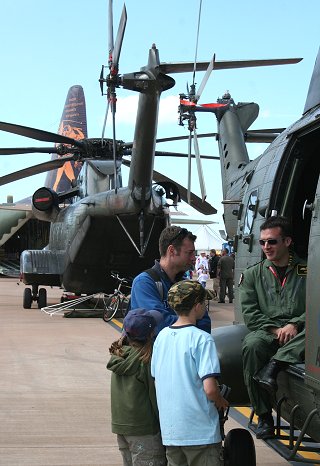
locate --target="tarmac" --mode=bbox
[0,277,293,465]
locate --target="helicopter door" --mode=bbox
[270,124,320,259]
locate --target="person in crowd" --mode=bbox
[151,280,228,466]
[197,265,209,288]
[209,249,220,299]
[195,251,209,272]
[217,249,234,303]
[107,308,167,466]
[130,226,211,335]
[239,216,306,439]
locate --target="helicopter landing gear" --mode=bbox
[23,288,32,309]
[38,288,47,309]
[224,428,256,466]
[22,285,47,309]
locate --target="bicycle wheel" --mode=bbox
[102,294,120,322]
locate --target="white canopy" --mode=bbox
[194,224,223,253]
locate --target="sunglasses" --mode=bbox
[170,228,189,244]
[259,238,283,246]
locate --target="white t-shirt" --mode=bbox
[151,324,221,446]
[198,272,209,283]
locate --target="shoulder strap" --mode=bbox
[145,268,164,301]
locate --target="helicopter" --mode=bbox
[0,1,219,308]
[192,45,320,460]
[0,1,299,310]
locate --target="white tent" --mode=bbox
[194,225,223,253]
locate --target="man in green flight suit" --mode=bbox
[239,216,306,440]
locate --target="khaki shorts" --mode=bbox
[117,432,166,466]
[166,442,223,466]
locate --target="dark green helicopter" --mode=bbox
[186,46,320,461]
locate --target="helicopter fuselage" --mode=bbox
[211,88,320,443]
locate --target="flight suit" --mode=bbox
[239,253,307,415]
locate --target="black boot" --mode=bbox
[256,412,275,439]
[254,359,287,396]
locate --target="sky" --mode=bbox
[1,0,320,236]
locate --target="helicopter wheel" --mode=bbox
[224,428,256,466]
[23,288,32,309]
[38,288,47,309]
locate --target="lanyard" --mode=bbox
[269,266,288,288]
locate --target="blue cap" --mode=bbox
[123,308,163,341]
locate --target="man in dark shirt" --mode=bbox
[130,226,211,335]
[209,249,220,299]
[217,249,234,303]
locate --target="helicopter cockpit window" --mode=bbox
[243,190,258,235]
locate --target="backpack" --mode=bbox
[145,267,164,301]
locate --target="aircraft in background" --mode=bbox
[0,85,87,277]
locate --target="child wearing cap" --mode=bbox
[151,280,228,466]
[107,308,166,466]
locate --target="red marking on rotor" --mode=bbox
[180,99,196,106]
[200,103,228,108]
[35,197,51,203]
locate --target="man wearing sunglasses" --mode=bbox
[130,226,211,335]
[239,216,307,440]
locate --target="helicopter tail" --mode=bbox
[304,47,320,114]
[44,85,87,193]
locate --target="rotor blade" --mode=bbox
[121,159,216,215]
[108,0,114,56]
[248,128,285,133]
[155,133,219,144]
[244,132,279,143]
[123,128,284,149]
[153,170,215,215]
[0,156,75,186]
[0,121,83,147]
[99,65,105,95]
[121,132,218,147]
[187,132,192,205]
[101,99,110,142]
[153,128,284,145]
[159,58,302,74]
[0,147,58,155]
[195,54,215,102]
[154,151,219,160]
[111,100,118,192]
[192,0,203,86]
[193,130,206,202]
[112,4,127,69]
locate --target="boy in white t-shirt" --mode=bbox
[151,280,228,466]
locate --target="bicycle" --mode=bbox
[102,272,132,322]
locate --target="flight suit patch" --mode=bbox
[297,264,307,276]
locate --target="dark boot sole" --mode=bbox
[257,379,277,396]
[256,429,275,440]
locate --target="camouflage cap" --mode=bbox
[168,279,212,313]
